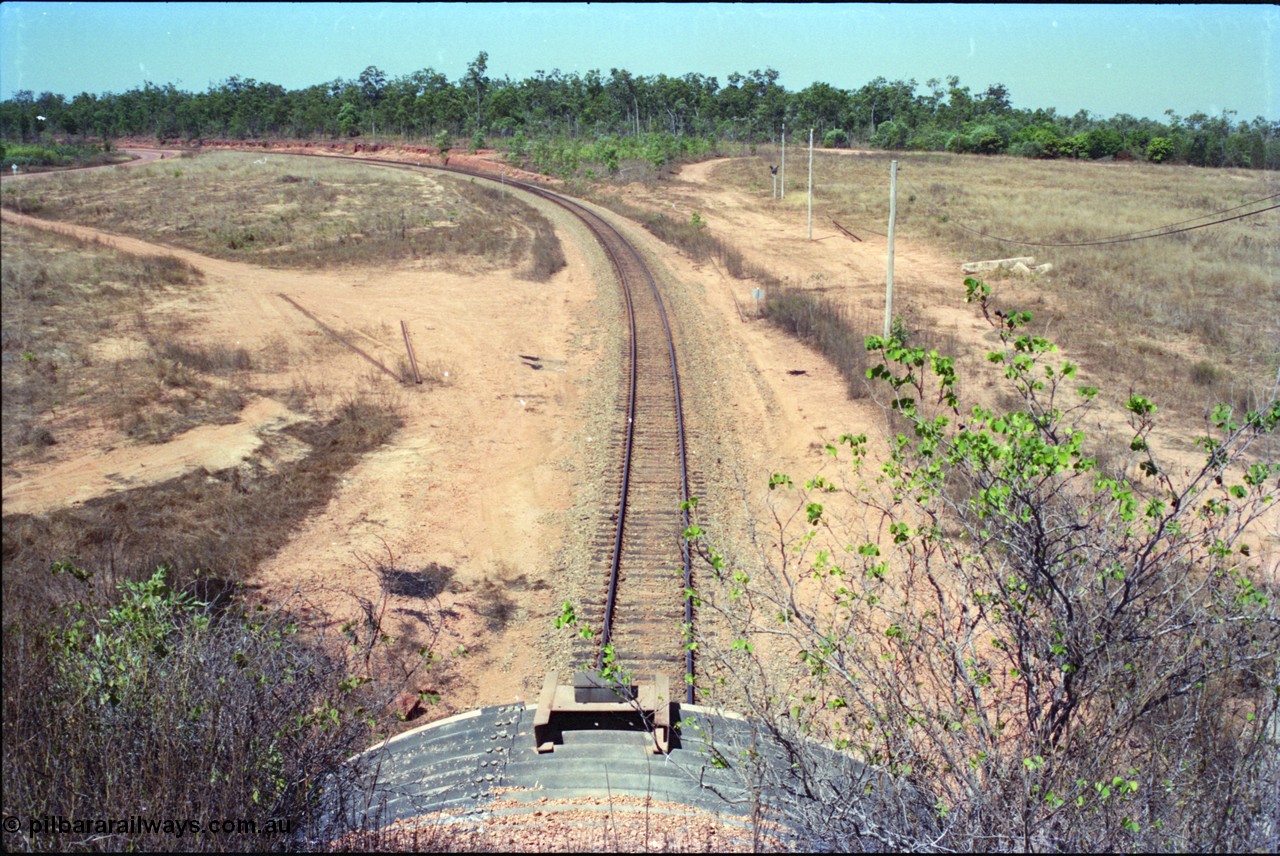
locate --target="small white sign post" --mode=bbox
[752,287,765,317]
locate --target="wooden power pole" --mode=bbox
[884,160,898,339]
[807,128,814,240]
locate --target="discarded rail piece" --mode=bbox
[400,319,422,384]
[831,219,863,242]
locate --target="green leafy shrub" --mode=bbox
[434,129,451,164]
[1147,136,1176,163]
[1084,127,1125,159]
[2,142,121,169]
[871,120,909,150]
[1059,133,1090,159]
[1014,125,1063,158]
[948,123,1009,155]
[1010,139,1045,159]
[3,564,381,850]
[684,278,1280,852]
[907,127,950,151]
[337,102,361,137]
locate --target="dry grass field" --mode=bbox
[717,150,1279,421]
[0,150,565,277]
[1,223,222,452]
[0,217,405,612]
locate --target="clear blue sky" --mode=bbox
[2,3,1275,121]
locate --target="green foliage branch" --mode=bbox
[682,279,1279,851]
[3,551,443,851]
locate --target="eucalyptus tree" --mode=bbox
[357,65,387,136]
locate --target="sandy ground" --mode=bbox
[2,167,606,715]
[4,145,1276,726]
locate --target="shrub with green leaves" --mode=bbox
[2,142,122,169]
[1147,136,1176,163]
[871,120,909,150]
[1013,125,1063,159]
[2,564,385,851]
[684,278,1279,851]
[513,132,716,181]
[823,128,849,149]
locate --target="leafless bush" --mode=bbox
[522,215,567,281]
[154,340,254,374]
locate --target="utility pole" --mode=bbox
[780,123,786,200]
[884,160,898,339]
[807,128,814,240]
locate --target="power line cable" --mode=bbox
[943,202,1278,247]
[897,171,1279,247]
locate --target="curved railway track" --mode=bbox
[279,152,696,702]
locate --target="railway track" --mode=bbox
[279,152,696,702]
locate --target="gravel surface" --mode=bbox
[340,792,782,852]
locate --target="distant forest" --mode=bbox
[2,53,1276,169]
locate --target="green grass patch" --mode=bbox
[2,141,128,170]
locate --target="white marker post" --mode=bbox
[780,123,786,200]
[884,160,898,339]
[807,128,814,240]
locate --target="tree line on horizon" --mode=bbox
[1,52,1276,169]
